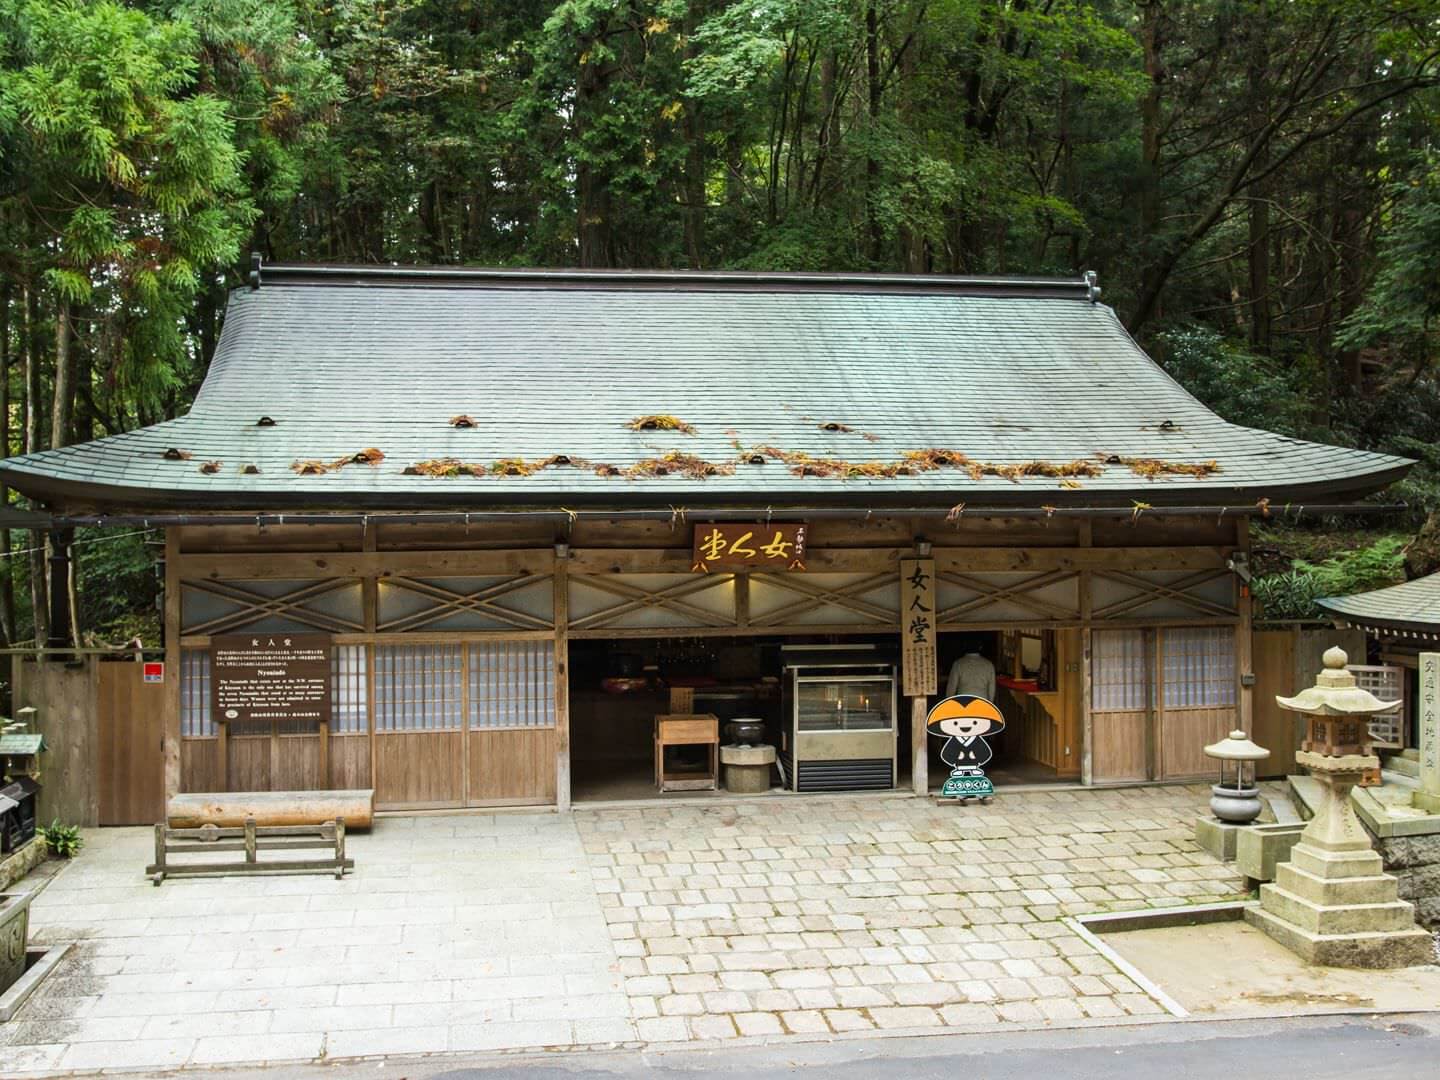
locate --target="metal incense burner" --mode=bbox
[1203,730,1270,824]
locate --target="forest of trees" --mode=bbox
[4,0,1440,645]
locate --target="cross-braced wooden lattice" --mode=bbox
[1091,568,1236,620]
[936,569,1080,623]
[568,573,737,630]
[748,572,897,627]
[378,575,554,632]
[182,579,364,635]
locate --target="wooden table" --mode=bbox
[654,713,720,792]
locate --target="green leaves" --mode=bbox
[2,0,252,416]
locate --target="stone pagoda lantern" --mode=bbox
[1245,646,1432,967]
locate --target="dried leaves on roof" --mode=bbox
[1104,454,1220,479]
[291,448,386,475]
[391,445,1219,485]
[625,453,736,479]
[627,415,696,434]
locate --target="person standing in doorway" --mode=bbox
[946,636,996,701]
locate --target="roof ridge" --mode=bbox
[248,257,1102,300]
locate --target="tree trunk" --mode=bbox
[51,300,72,450]
[865,3,884,264]
[22,284,46,647]
[1246,23,1272,354]
[575,46,613,268]
[0,284,13,646]
[1137,0,1165,325]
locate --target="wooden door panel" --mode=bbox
[469,728,556,805]
[1160,706,1235,780]
[328,733,372,789]
[97,663,166,825]
[374,732,463,808]
[1252,629,1298,777]
[273,736,322,790]
[227,736,272,791]
[1091,710,1148,781]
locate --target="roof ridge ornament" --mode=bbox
[1084,270,1101,304]
[249,252,262,291]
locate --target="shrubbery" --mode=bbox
[1252,536,1407,621]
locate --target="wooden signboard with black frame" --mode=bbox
[211,633,333,790]
[692,524,807,571]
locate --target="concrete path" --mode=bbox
[7,813,627,1073]
[5,784,1256,1074]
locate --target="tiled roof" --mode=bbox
[1317,574,1440,637]
[0,265,1412,511]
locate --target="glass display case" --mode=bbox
[780,646,897,791]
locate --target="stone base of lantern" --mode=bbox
[1195,813,1243,861]
[1246,842,1434,968]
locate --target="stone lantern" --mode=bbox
[1244,646,1433,967]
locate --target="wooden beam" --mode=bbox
[564,545,1233,576]
[936,546,1231,572]
[175,544,1231,581]
[554,562,571,812]
[1079,564,1093,787]
[1236,517,1254,737]
[175,548,555,580]
[569,623,902,641]
[164,529,182,801]
[910,696,928,797]
[362,534,377,794]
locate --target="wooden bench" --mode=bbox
[146,817,353,885]
[166,789,374,830]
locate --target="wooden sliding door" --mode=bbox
[1090,626,1239,782]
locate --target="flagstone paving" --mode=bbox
[3,784,1245,1074]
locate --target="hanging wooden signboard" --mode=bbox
[212,633,332,729]
[900,558,938,698]
[692,524,807,571]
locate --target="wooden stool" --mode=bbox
[654,713,720,792]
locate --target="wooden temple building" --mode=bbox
[0,262,1413,821]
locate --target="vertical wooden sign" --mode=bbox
[900,558,938,698]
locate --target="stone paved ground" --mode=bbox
[579,785,1245,1041]
[4,784,1244,1075]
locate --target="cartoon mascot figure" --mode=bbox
[926,695,1006,801]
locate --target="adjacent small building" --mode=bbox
[1317,572,1440,751]
[0,263,1413,821]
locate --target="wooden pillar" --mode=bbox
[1236,517,1254,735]
[362,528,378,792]
[1078,520,1094,786]
[910,696,928,797]
[163,529,182,801]
[554,559,571,811]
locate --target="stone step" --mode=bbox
[1289,843,1384,881]
[1275,863,1399,906]
[1386,754,1421,779]
[1259,883,1419,935]
[1245,904,1435,969]
[1264,794,1304,825]
[1402,748,1419,762]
